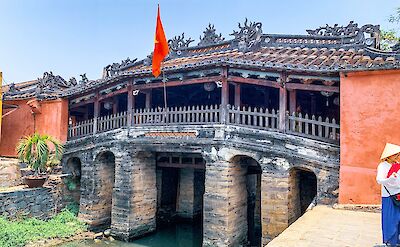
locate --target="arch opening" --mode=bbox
[231,155,262,247]
[95,151,116,226]
[65,157,82,205]
[288,167,317,224]
[154,152,205,246]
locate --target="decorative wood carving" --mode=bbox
[104,57,138,77]
[306,21,380,48]
[230,18,263,51]
[198,24,224,46]
[36,71,76,93]
[168,33,194,51]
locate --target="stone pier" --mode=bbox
[111,151,157,240]
[177,168,205,220]
[203,155,248,247]
[177,168,195,219]
[261,171,291,246]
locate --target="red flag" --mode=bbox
[152,5,169,77]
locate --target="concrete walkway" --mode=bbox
[266,205,382,247]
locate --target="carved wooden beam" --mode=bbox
[133,76,223,90]
[285,83,339,93]
[157,162,205,169]
[227,76,281,88]
[98,87,128,101]
[69,98,95,109]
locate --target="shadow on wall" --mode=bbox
[64,157,82,205]
[288,167,317,225]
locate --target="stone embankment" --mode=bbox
[0,174,70,219]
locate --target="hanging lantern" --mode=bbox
[203,82,216,92]
[103,101,113,110]
[321,91,334,107]
[204,82,216,99]
[333,97,339,106]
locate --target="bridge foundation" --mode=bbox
[111,150,157,240]
[63,126,339,246]
[202,156,248,247]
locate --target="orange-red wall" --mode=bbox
[0,100,34,157]
[0,98,68,157]
[339,70,400,204]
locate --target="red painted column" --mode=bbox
[288,89,296,115]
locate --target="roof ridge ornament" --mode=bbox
[306,21,359,36]
[103,57,138,78]
[36,71,73,94]
[306,21,381,48]
[79,74,89,84]
[230,18,263,51]
[5,83,20,95]
[391,43,400,52]
[198,24,225,46]
[168,33,194,51]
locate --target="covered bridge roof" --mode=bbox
[4,20,400,100]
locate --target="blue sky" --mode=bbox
[1,0,400,83]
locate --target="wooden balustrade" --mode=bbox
[97,111,128,133]
[228,105,279,130]
[68,119,94,139]
[132,105,221,126]
[67,105,340,144]
[286,112,340,143]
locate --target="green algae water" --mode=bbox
[58,223,202,247]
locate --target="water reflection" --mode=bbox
[58,222,202,247]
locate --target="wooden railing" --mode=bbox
[228,106,278,130]
[133,105,221,126]
[286,112,340,142]
[67,105,340,144]
[97,111,128,133]
[68,119,94,138]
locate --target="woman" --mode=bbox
[377,143,400,246]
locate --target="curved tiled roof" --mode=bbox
[125,46,400,74]
[4,21,400,100]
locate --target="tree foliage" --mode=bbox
[389,7,400,24]
[16,133,64,175]
[379,7,400,51]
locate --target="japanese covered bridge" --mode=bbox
[5,20,399,246]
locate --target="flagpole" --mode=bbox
[162,70,168,122]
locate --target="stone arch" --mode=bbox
[94,150,116,226]
[230,155,262,247]
[288,167,318,224]
[64,157,82,204]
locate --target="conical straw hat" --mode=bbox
[381,143,400,160]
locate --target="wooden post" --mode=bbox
[93,92,100,134]
[264,88,270,108]
[84,105,89,120]
[127,84,133,126]
[234,83,241,107]
[289,89,296,114]
[145,90,152,109]
[279,74,287,132]
[221,68,229,124]
[113,96,119,114]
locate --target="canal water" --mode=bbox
[58,222,203,247]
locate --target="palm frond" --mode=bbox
[15,133,64,174]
